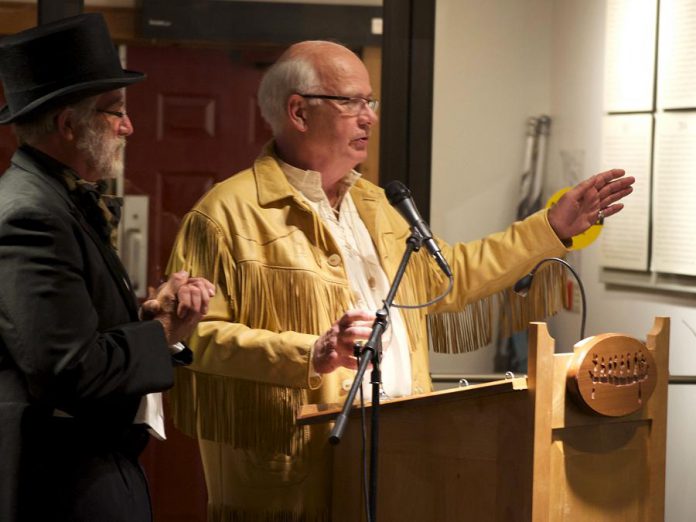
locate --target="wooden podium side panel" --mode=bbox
[538,317,669,522]
[332,389,534,522]
[548,422,651,521]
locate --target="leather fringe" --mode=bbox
[169,367,197,438]
[170,368,309,456]
[426,297,493,354]
[497,261,565,339]
[167,210,231,296]
[236,263,353,335]
[395,250,441,352]
[426,262,565,354]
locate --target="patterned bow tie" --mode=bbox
[64,175,123,249]
[19,145,123,249]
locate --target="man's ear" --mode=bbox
[287,94,308,132]
[55,107,76,141]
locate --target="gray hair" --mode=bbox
[13,96,98,145]
[257,56,322,135]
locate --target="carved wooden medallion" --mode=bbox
[567,333,658,417]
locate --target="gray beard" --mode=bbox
[76,121,125,180]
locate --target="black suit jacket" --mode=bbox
[0,148,176,521]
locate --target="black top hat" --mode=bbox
[0,13,145,124]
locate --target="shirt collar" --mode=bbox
[254,141,372,208]
[277,155,362,208]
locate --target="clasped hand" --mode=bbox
[312,309,376,374]
[140,270,215,345]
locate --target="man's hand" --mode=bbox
[548,168,635,242]
[140,270,215,345]
[312,310,376,374]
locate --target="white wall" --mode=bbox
[546,3,696,521]
[545,0,696,369]
[430,0,553,374]
[432,1,695,520]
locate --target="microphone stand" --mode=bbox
[329,230,424,522]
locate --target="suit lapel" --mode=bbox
[11,150,140,320]
[70,206,140,320]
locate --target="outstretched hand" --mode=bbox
[141,270,215,345]
[548,168,635,242]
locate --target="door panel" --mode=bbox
[125,45,278,285]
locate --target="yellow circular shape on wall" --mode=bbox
[546,187,603,250]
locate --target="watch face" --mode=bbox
[546,187,603,250]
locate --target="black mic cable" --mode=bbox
[513,257,586,341]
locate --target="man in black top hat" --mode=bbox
[0,13,214,522]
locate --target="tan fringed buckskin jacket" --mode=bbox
[167,145,568,521]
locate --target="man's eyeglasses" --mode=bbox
[96,109,128,119]
[298,94,379,115]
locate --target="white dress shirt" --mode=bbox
[281,161,413,398]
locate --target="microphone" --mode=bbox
[385,181,452,278]
[513,257,586,341]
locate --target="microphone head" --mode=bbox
[513,273,534,297]
[384,180,411,205]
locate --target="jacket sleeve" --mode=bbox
[167,210,321,390]
[431,209,569,312]
[0,204,174,416]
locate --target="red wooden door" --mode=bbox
[125,44,279,284]
[124,44,280,522]
[0,88,16,173]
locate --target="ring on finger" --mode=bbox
[597,208,605,223]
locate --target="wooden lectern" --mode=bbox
[298,317,669,522]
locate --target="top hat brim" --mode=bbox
[0,69,145,124]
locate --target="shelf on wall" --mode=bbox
[600,267,696,295]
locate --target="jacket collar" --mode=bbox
[350,177,383,236]
[252,141,392,265]
[254,142,302,207]
[10,146,139,320]
[17,145,122,247]
[254,141,384,209]
[11,145,73,206]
